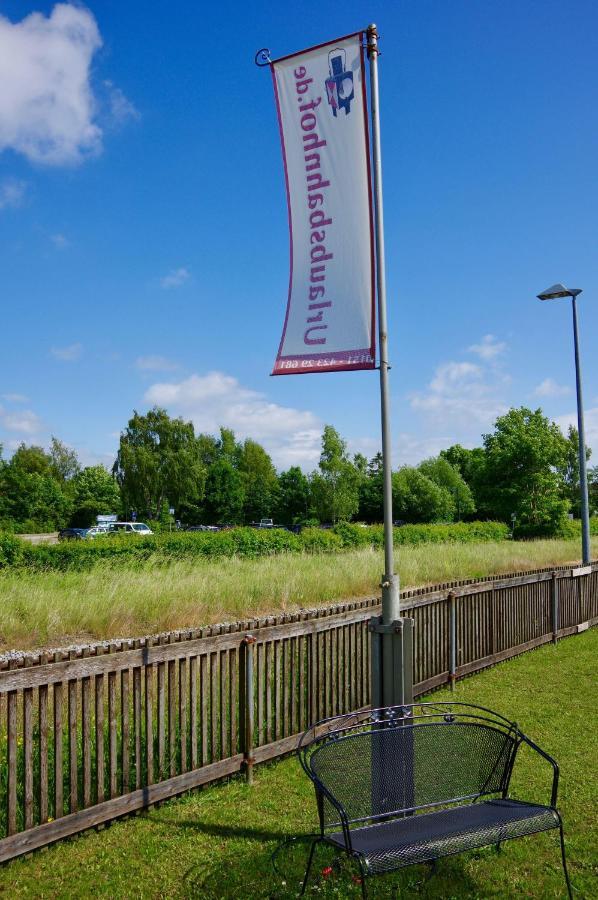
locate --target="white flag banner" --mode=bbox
[270,33,375,375]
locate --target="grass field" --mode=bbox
[0,627,594,898]
[0,537,596,652]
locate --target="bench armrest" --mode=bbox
[315,783,352,849]
[517,733,560,807]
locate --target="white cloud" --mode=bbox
[103,80,140,125]
[144,371,322,470]
[0,4,135,166]
[2,393,28,403]
[75,446,116,469]
[50,232,69,249]
[1,409,42,435]
[555,407,598,456]
[136,355,179,372]
[534,377,571,398]
[348,433,453,467]
[429,361,482,393]
[160,267,190,289]
[347,436,380,459]
[410,360,508,427]
[468,334,507,361]
[0,177,26,210]
[51,342,82,361]
[396,433,454,466]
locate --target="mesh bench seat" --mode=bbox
[298,703,573,897]
[328,798,559,875]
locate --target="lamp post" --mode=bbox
[537,283,591,565]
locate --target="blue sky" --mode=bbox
[1,0,597,471]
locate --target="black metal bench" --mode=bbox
[298,703,572,897]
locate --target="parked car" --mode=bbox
[85,526,111,539]
[108,522,153,535]
[58,528,88,541]
[186,525,219,532]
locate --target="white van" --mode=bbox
[109,522,153,535]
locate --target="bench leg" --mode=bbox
[300,838,322,896]
[356,857,368,899]
[558,822,573,900]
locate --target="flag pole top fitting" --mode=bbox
[254,48,272,67]
[366,23,380,58]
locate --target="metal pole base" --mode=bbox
[369,616,414,708]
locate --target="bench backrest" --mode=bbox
[308,716,517,828]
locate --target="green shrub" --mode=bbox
[298,527,343,554]
[0,533,26,568]
[553,518,579,540]
[393,521,510,545]
[550,516,598,540]
[0,521,513,573]
[3,520,56,535]
[332,523,372,548]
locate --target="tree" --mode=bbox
[238,439,279,523]
[353,453,368,477]
[589,465,598,516]
[10,443,53,477]
[113,408,206,520]
[357,452,383,523]
[203,459,245,524]
[392,467,453,523]
[310,426,359,523]
[49,437,80,483]
[418,456,475,520]
[558,426,592,519]
[69,466,121,528]
[0,465,71,530]
[217,427,242,466]
[440,444,486,514]
[275,467,311,523]
[196,433,220,469]
[481,407,570,535]
[0,444,72,530]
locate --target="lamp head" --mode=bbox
[537,283,583,301]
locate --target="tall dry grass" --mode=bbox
[0,537,595,652]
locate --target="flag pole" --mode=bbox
[366,23,414,709]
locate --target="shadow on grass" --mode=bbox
[149,816,290,844]
[175,825,486,899]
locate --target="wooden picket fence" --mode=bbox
[0,560,595,862]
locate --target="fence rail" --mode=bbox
[0,561,595,862]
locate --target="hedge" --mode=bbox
[0,520,519,573]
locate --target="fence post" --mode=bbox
[448,592,457,691]
[490,586,497,657]
[551,572,559,644]
[240,634,256,785]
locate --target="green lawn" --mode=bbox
[1,629,595,898]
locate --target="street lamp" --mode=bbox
[537,283,591,565]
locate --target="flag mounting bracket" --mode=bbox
[366,24,382,59]
[254,48,272,67]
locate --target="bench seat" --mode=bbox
[298,704,573,897]
[328,798,559,874]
